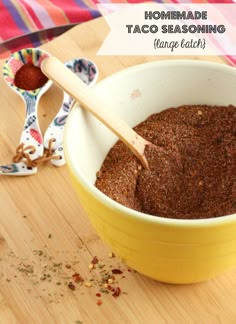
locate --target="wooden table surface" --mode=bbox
[0,17,235,324]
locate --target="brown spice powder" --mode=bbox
[95,105,236,219]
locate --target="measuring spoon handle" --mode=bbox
[20,93,44,160]
[0,94,43,176]
[44,92,72,151]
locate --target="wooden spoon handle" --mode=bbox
[41,56,149,169]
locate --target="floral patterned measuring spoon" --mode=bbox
[0,48,52,176]
[43,58,98,167]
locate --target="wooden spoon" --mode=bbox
[41,56,150,169]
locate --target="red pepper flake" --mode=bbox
[72,272,84,283]
[68,282,76,291]
[96,292,101,297]
[91,256,99,265]
[112,286,121,298]
[97,299,102,306]
[111,269,123,274]
[107,285,115,292]
[65,264,71,269]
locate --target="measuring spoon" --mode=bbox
[0,48,52,176]
[43,58,98,167]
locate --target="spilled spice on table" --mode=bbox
[0,247,134,306]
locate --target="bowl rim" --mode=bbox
[65,59,236,228]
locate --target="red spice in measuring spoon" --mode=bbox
[14,63,48,90]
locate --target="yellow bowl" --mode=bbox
[64,60,236,284]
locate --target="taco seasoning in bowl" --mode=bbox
[64,60,236,284]
[95,104,236,219]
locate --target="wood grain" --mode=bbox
[0,17,235,324]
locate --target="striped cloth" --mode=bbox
[0,0,100,58]
[0,0,235,66]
